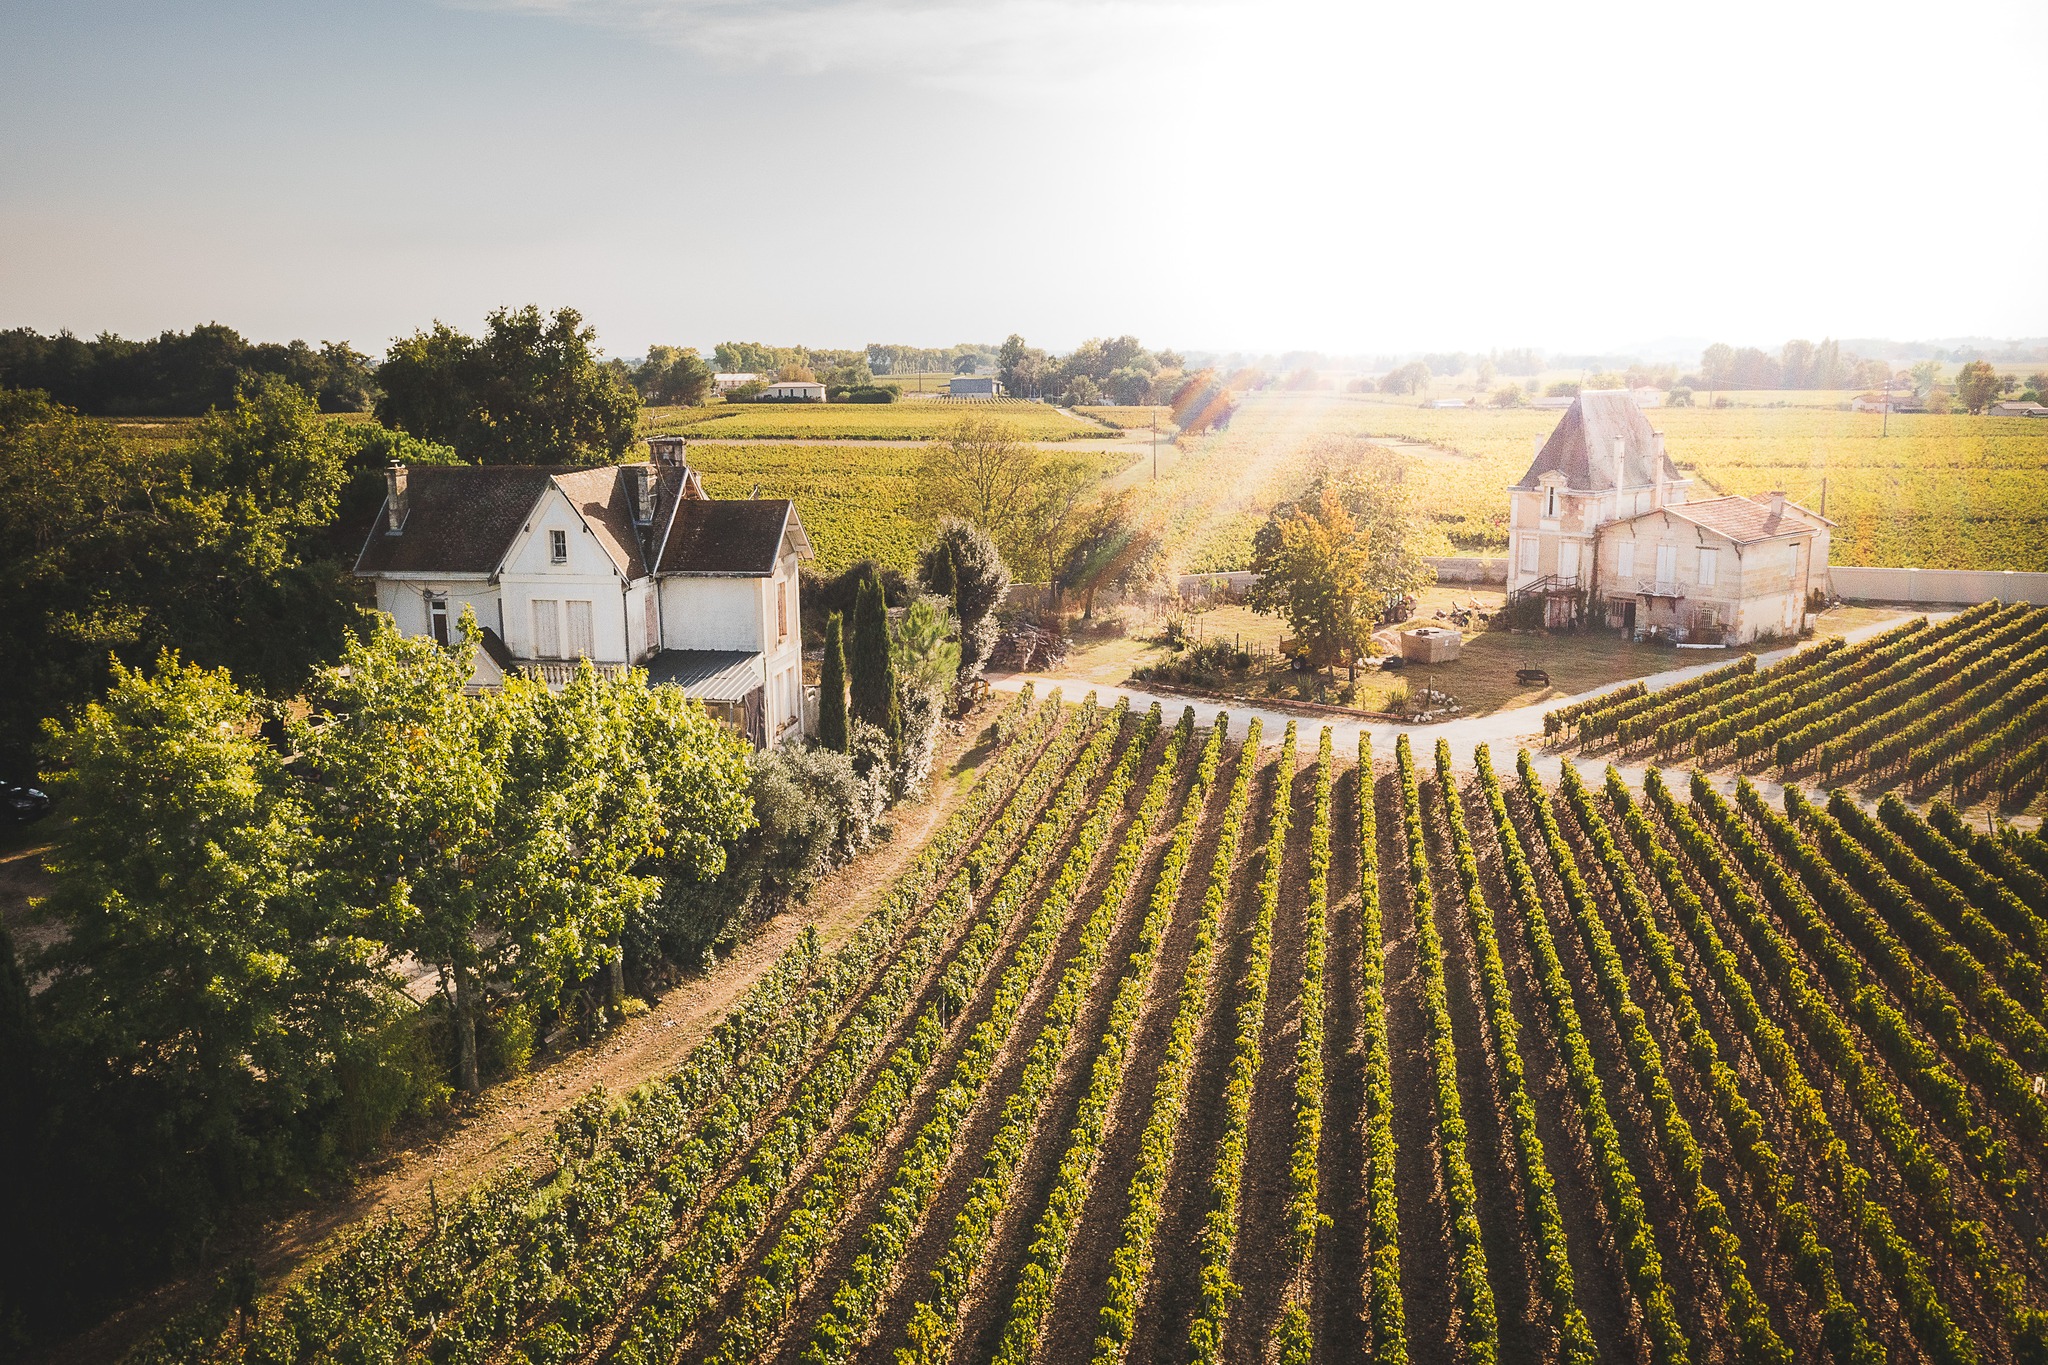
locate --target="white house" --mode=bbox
[1505,390,1831,643]
[948,375,1004,397]
[353,435,814,747]
[761,379,827,402]
[712,372,762,394]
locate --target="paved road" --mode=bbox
[989,610,2039,828]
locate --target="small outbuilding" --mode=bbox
[1399,626,1463,663]
[949,375,1005,397]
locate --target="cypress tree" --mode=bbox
[923,536,956,598]
[849,573,900,747]
[818,612,850,752]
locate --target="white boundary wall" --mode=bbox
[1830,566,2048,605]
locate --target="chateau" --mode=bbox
[354,436,813,746]
[1506,391,1831,643]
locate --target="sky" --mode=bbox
[2,0,2043,360]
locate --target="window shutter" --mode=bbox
[533,599,560,657]
[566,600,594,658]
[1616,541,1635,578]
[1698,548,1718,587]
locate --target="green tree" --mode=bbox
[375,305,639,465]
[922,535,957,598]
[1955,359,2000,414]
[891,598,960,697]
[818,612,850,752]
[634,345,714,406]
[1057,493,1167,618]
[35,653,399,1177]
[923,518,1010,686]
[1247,465,1433,675]
[849,573,900,749]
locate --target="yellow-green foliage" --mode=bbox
[1150,394,2048,572]
[681,444,925,574]
[643,400,1101,441]
[1075,405,1172,430]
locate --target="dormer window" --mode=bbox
[1544,485,1560,518]
[550,529,568,563]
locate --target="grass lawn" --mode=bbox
[1055,598,1909,718]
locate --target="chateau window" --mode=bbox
[1544,485,1560,518]
[1615,541,1635,579]
[778,580,788,640]
[566,600,594,658]
[1698,548,1719,588]
[550,529,568,563]
[1519,536,1539,573]
[428,593,449,646]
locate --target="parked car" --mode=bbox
[3,780,51,825]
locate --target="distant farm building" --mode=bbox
[949,375,1005,397]
[1989,400,2047,416]
[1426,398,1465,409]
[1505,390,1830,644]
[761,379,827,402]
[1631,386,1666,407]
[712,372,762,394]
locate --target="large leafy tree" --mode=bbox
[307,617,751,1090]
[1955,359,2001,415]
[33,655,398,1206]
[633,345,714,406]
[375,305,640,465]
[0,379,363,772]
[1057,493,1168,618]
[1247,464,1433,674]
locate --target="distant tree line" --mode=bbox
[0,323,377,415]
[996,333,1189,407]
[1696,338,1892,391]
[866,342,999,375]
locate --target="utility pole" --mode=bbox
[1821,476,1828,518]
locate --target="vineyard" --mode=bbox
[642,401,1105,442]
[1547,602,2048,811]
[138,686,2048,1365]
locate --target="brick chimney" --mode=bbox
[629,463,657,524]
[384,462,409,534]
[1611,433,1626,493]
[646,435,690,469]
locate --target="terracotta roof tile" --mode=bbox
[658,499,800,576]
[353,466,555,575]
[1659,494,1829,544]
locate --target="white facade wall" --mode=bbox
[497,486,633,662]
[374,578,501,642]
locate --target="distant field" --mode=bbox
[1145,392,2048,573]
[1075,405,1172,429]
[645,399,1100,441]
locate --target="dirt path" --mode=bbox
[747,716,1150,1365]
[1119,747,1279,1365]
[1218,754,1313,1365]
[41,721,1003,1365]
[1419,773,1539,1361]
[1026,734,1232,1364]
[1311,762,1369,1361]
[943,746,1205,1365]
[1377,768,1458,1365]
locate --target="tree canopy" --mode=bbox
[0,324,375,415]
[1247,461,1433,672]
[376,305,640,465]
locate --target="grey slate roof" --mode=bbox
[353,466,556,575]
[657,499,807,576]
[644,649,764,702]
[1513,390,1685,492]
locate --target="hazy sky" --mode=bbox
[3,0,2043,359]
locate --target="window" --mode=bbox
[533,599,561,657]
[1519,535,1540,573]
[550,529,568,563]
[644,590,659,656]
[777,581,788,640]
[1559,540,1580,581]
[566,600,594,658]
[428,594,450,646]
[1615,541,1635,579]
[1654,543,1676,585]
[1544,485,1560,518]
[1698,547,1719,587]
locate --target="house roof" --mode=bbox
[657,498,812,575]
[1513,390,1685,491]
[1649,493,1832,544]
[644,649,763,702]
[353,466,556,575]
[552,465,648,577]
